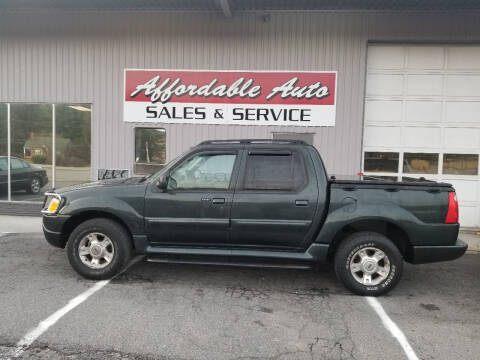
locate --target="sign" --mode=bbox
[98,169,129,180]
[124,69,337,127]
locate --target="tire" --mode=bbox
[66,218,132,280]
[334,231,403,296]
[26,176,41,194]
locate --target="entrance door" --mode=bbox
[230,148,320,249]
[145,150,240,246]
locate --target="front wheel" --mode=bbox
[67,218,132,280]
[26,176,41,194]
[334,232,403,296]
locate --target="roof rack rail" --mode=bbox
[198,139,308,145]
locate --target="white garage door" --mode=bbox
[363,44,480,228]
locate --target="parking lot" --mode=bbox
[0,231,479,360]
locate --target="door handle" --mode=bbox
[295,200,309,207]
[212,198,225,205]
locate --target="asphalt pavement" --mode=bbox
[0,232,479,360]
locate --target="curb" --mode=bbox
[459,231,480,254]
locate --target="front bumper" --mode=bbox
[409,239,468,264]
[42,214,70,248]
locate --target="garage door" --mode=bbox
[363,44,480,228]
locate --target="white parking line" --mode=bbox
[365,297,419,360]
[9,256,144,359]
[10,280,110,358]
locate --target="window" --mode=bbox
[0,158,7,171]
[0,104,5,200]
[243,152,307,191]
[135,128,166,175]
[443,154,479,175]
[168,153,236,190]
[11,158,24,169]
[364,152,399,173]
[55,104,91,188]
[1,103,92,202]
[403,153,438,174]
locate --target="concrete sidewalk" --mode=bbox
[460,231,480,254]
[0,215,42,234]
[0,215,479,253]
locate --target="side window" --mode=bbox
[243,151,307,191]
[168,153,236,190]
[21,160,30,168]
[0,158,7,171]
[11,158,23,170]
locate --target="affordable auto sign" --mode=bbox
[124,69,337,126]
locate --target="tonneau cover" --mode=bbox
[329,175,453,189]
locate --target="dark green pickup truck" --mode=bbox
[42,139,467,296]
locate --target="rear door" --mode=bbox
[230,147,319,249]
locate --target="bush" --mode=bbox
[32,155,47,164]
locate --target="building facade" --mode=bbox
[0,2,479,227]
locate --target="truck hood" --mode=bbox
[56,177,148,194]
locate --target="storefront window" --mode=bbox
[135,128,166,175]
[403,153,438,174]
[364,152,399,173]
[0,104,7,200]
[443,154,479,175]
[0,103,91,202]
[11,104,52,201]
[55,104,91,189]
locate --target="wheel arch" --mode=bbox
[61,210,134,249]
[327,219,413,262]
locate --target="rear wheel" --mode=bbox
[67,218,132,280]
[26,176,41,194]
[334,231,403,296]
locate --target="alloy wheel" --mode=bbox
[349,247,391,286]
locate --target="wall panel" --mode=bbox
[0,10,479,179]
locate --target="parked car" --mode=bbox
[42,140,466,296]
[0,156,48,195]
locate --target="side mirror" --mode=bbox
[156,175,168,191]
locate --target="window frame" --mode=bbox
[402,152,439,175]
[362,150,480,181]
[134,127,167,175]
[237,148,309,193]
[0,102,92,202]
[363,151,400,174]
[163,150,240,192]
[442,153,479,176]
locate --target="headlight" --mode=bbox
[42,193,63,214]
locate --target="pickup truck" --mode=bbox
[42,139,467,296]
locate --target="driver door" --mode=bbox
[144,150,241,246]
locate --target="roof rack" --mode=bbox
[198,139,308,145]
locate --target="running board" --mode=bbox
[146,257,311,269]
[144,243,329,262]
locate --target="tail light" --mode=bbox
[445,192,459,224]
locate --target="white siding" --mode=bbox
[0,10,479,181]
